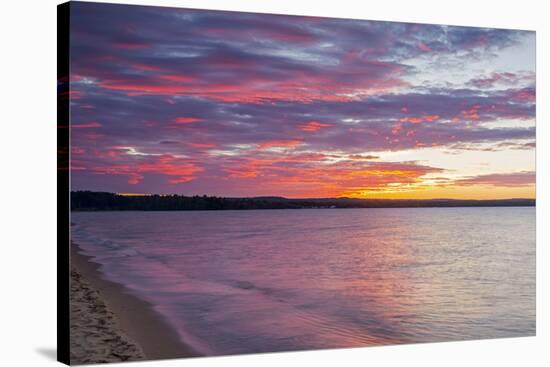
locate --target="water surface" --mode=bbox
[71,207,536,355]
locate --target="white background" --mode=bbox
[0,0,547,365]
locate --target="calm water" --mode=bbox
[71,207,535,355]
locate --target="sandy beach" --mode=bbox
[70,242,199,364]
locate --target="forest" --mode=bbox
[71,191,535,211]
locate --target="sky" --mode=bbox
[67,1,536,199]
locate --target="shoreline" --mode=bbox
[71,192,536,212]
[71,241,200,363]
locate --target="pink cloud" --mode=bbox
[112,42,149,49]
[71,122,102,128]
[257,139,303,150]
[300,121,334,132]
[92,154,203,185]
[189,142,216,149]
[461,105,481,121]
[510,88,536,103]
[174,117,203,124]
[416,41,432,52]
[132,63,162,72]
[159,74,196,82]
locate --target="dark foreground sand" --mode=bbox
[70,242,199,364]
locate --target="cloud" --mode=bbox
[257,139,304,150]
[67,2,535,197]
[92,154,203,185]
[69,122,102,128]
[399,115,440,124]
[174,117,202,124]
[447,140,535,152]
[455,171,535,187]
[299,121,334,132]
[220,153,444,197]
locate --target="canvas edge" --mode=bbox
[57,1,71,365]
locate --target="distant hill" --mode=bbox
[70,191,535,211]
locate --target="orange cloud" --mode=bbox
[399,115,440,124]
[461,105,481,121]
[222,152,443,198]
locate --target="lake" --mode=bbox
[71,207,536,355]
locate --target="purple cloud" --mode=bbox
[67,2,535,197]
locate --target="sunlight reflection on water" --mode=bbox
[72,207,535,355]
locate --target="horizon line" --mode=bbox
[71,191,536,201]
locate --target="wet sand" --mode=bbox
[70,242,199,364]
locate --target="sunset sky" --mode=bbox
[68,2,535,199]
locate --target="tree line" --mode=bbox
[70,191,535,211]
